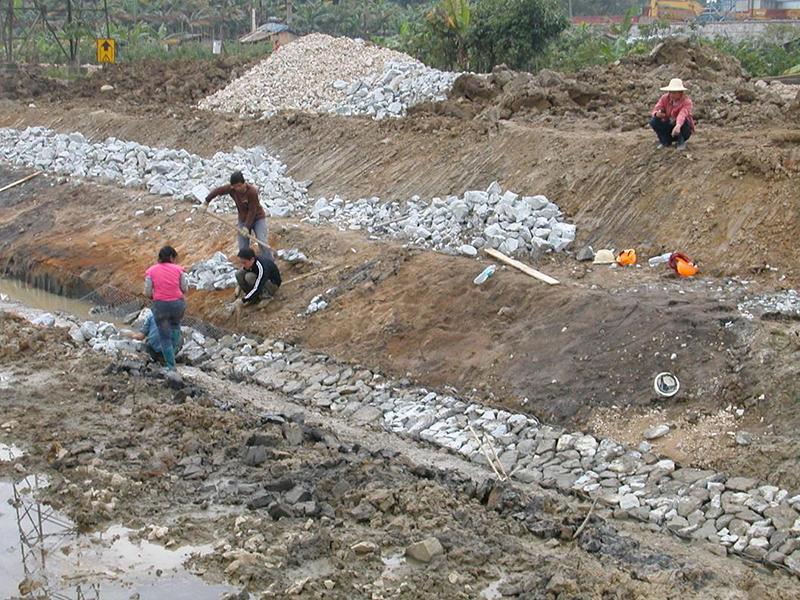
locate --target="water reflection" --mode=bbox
[1,474,232,599]
[5,474,98,599]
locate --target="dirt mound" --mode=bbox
[0,65,66,101]
[644,35,745,79]
[427,37,794,129]
[55,57,256,107]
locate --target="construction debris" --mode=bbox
[10,301,800,575]
[199,34,457,119]
[0,127,575,259]
[187,251,238,291]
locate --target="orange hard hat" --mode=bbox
[616,249,637,266]
[675,258,698,277]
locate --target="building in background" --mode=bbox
[239,19,299,47]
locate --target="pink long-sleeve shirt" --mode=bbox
[652,93,695,131]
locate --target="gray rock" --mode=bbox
[513,469,542,484]
[243,446,268,466]
[406,537,444,563]
[727,477,759,492]
[644,425,670,440]
[735,431,752,446]
[282,423,303,446]
[678,497,704,518]
[576,246,595,261]
[285,486,312,505]
[786,550,800,575]
[32,313,56,327]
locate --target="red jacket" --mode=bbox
[652,94,695,131]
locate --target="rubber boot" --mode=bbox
[161,344,176,370]
[171,329,181,352]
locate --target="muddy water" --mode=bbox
[0,472,234,599]
[0,277,125,325]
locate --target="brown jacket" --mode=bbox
[205,183,266,229]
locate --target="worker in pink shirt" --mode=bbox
[650,78,695,151]
[144,245,188,371]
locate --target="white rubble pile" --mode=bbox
[308,181,576,256]
[187,251,238,291]
[738,289,800,320]
[276,248,309,264]
[13,300,800,576]
[0,127,307,217]
[198,34,420,117]
[305,287,337,315]
[332,61,459,119]
[0,126,576,258]
[69,318,143,355]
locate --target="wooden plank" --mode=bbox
[761,74,800,85]
[284,264,342,285]
[484,248,560,285]
[0,171,42,194]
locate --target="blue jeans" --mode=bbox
[151,298,185,369]
[237,217,271,258]
[650,117,692,146]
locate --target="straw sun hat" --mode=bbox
[660,78,688,92]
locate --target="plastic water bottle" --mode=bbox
[648,252,672,268]
[473,265,496,285]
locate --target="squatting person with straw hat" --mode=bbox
[650,78,695,151]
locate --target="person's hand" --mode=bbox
[671,125,681,138]
[239,226,250,237]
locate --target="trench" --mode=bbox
[0,269,229,339]
[0,276,128,325]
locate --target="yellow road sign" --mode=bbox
[96,38,116,63]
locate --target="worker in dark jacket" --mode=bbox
[203,171,273,258]
[235,247,281,305]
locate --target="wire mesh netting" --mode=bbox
[77,283,231,339]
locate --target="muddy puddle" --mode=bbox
[0,277,131,325]
[0,473,234,599]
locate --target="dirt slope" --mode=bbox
[1,165,799,491]
[1,101,797,280]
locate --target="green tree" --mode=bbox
[433,0,470,67]
[468,0,568,71]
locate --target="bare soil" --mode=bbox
[0,43,799,594]
[2,314,800,598]
[0,163,798,492]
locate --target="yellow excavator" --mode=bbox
[643,0,705,21]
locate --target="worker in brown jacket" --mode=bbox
[203,171,272,258]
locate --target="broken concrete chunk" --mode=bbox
[405,537,444,563]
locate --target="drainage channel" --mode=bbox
[0,274,230,339]
[0,276,125,325]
